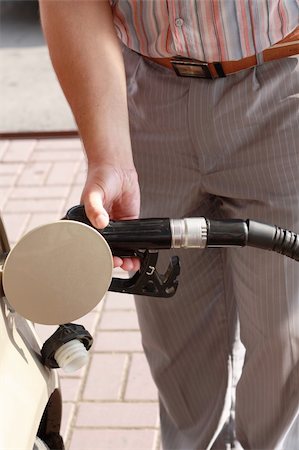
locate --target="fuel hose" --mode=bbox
[65,206,299,262]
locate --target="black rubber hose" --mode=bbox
[206,219,299,261]
[246,220,299,261]
[206,219,248,247]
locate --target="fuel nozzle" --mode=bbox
[41,323,93,373]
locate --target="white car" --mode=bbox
[0,215,64,450]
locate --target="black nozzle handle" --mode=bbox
[65,205,172,251]
[101,218,172,250]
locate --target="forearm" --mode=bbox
[39,0,133,167]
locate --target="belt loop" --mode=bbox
[213,62,226,78]
[256,52,264,66]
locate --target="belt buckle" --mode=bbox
[171,57,213,79]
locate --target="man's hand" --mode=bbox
[40,1,138,271]
[81,162,141,272]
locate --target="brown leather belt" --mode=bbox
[144,27,299,79]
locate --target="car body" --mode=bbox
[0,215,64,450]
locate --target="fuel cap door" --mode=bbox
[2,220,113,325]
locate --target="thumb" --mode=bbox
[82,188,110,229]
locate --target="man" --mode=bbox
[39,1,299,448]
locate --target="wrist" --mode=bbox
[87,154,136,171]
[85,141,136,170]
[79,126,135,169]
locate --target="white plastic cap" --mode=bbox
[54,339,89,373]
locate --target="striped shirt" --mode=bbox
[110,0,299,61]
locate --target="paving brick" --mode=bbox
[83,353,128,400]
[46,161,79,185]
[0,186,12,209]
[93,297,107,313]
[1,212,30,244]
[72,310,101,339]
[154,430,162,450]
[3,139,36,162]
[125,354,158,401]
[17,161,52,186]
[9,185,69,199]
[60,377,82,402]
[0,173,19,187]
[25,213,62,231]
[61,402,76,441]
[3,198,65,213]
[105,292,136,310]
[30,150,84,162]
[35,138,82,150]
[64,185,83,211]
[74,168,87,185]
[0,140,9,159]
[76,402,158,428]
[94,331,143,353]
[0,162,23,175]
[99,310,140,331]
[69,429,156,450]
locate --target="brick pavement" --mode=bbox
[0,138,160,450]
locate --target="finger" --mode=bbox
[83,189,109,229]
[113,256,123,268]
[130,257,141,271]
[113,256,140,271]
[120,257,141,272]
[120,258,134,272]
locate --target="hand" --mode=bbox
[81,162,141,271]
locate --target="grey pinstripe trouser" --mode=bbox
[123,46,299,450]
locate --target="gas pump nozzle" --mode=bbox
[64,205,299,299]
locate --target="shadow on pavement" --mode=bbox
[0,0,44,48]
